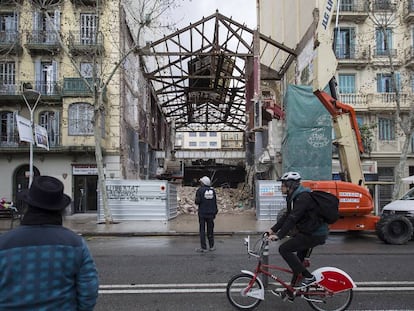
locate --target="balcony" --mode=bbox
[372,0,397,12]
[68,31,104,56]
[63,78,95,97]
[70,0,103,5]
[405,1,414,23]
[0,0,23,6]
[332,0,369,23]
[335,45,369,68]
[404,47,414,68]
[0,30,23,55]
[25,31,61,55]
[372,47,402,66]
[338,93,412,111]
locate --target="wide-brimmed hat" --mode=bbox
[19,176,71,211]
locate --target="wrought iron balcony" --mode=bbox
[372,0,397,11]
[70,0,102,5]
[68,31,104,55]
[63,78,95,96]
[0,30,22,55]
[335,44,369,67]
[25,31,61,55]
[332,0,369,23]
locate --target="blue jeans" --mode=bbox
[198,215,215,249]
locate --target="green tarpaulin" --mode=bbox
[282,85,332,180]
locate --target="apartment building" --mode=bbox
[260,0,414,206]
[175,131,243,149]
[0,0,166,213]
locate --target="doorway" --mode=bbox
[73,175,98,213]
[13,164,40,213]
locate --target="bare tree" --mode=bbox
[24,0,180,223]
[367,1,414,199]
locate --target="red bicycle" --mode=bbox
[226,235,356,311]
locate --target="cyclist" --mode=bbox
[266,172,328,299]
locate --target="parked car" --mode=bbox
[376,187,414,244]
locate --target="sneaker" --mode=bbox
[195,248,207,253]
[297,275,317,288]
[209,246,216,251]
[271,289,294,302]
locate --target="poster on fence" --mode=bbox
[15,114,33,143]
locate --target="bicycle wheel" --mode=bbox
[306,287,353,311]
[226,273,263,310]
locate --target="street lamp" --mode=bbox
[22,83,41,187]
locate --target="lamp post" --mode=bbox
[22,84,41,187]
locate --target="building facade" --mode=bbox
[0,0,168,213]
[259,0,414,207]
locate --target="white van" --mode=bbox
[376,188,414,244]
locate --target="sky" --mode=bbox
[173,0,257,30]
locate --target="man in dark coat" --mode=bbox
[195,176,218,253]
[267,172,328,300]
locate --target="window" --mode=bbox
[334,27,355,59]
[189,141,197,147]
[375,28,393,56]
[0,111,18,146]
[0,62,15,93]
[33,10,60,43]
[339,74,355,93]
[209,141,217,147]
[340,0,355,11]
[0,12,18,43]
[199,132,207,137]
[209,132,217,137]
[68,103,93,135]
[377,73,400,93]
[199,141,207,147]
[39,111,59,146]
[35,60,58,95]
[378,117,395,140]
[189,132,196,137]
[80,14,98,45]
[80,62,93,78]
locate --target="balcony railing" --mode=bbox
[338,93,412,110]
[68,31,104,55]
[332,0,369,22]
[63,78,96,96]
[20,81,61,96]
[373,48,397,58]
[25,31,60,54]
[0,30,23,55]
[335,44,369,60]
[372,0,396,11]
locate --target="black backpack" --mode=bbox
[309,191,340,224]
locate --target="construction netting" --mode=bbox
[282,84,332,180]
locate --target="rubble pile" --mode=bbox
[177,184,252,215]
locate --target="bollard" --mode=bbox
[261,240,269,288]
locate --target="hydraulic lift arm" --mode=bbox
[314,89,365,186]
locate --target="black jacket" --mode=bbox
[195,185,218,217]
[271,186,323,238]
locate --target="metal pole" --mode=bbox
[262,240,269,288]
[22,90,41,187]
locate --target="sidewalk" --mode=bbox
[62,210,275,236]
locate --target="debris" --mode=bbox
[177,184,252,215]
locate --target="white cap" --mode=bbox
[199,176,211,186]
